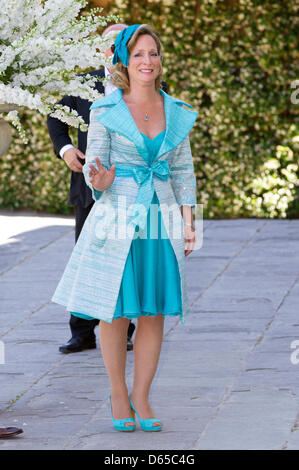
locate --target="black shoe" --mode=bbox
[59,337,96,354]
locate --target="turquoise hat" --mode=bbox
[112,24,141,67]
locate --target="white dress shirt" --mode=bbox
[60,67,117,158]
[104,66,117,97]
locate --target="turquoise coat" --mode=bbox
[52,88,198,324]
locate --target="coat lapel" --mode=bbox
[157,89,197,160]
[89,88,198,164]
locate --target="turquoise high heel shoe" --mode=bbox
[109,394,136,432]
[129,394,163,432]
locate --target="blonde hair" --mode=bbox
[110,24,163,92]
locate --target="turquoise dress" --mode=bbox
[71,130,182,321]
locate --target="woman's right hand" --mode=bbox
[88,157,116,191]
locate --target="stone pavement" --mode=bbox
[0,209,299,450]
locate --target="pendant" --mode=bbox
[145,113,149,121]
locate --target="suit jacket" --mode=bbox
[47,68,168,208]
[52,88,198,325]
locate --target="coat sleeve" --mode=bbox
[83,107,111,202]
[169,135,197,209]
[46,94,76,158]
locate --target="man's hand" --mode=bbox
[89,157,116,191]
[63,148,85,172]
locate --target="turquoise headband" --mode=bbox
[112,24,141,67]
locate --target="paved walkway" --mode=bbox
[0,210,299,450]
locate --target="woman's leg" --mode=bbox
[130,313,164,425]
[99,317,134,427]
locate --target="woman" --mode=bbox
[52,24,197,432]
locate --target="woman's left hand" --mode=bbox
[184,225,196,257]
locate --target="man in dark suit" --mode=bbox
[47,24,137,354]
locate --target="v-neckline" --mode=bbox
[92,87,198,163]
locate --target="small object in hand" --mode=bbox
[0,427,23,438]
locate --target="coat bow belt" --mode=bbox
[115,160,170,231]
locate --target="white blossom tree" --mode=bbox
[0,0,119,143]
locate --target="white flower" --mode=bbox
[6,109,28,143]
[0,0,118,138]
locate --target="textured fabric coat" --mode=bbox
[52,88,198,324]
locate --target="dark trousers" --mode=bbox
[74,203,93,243]
[70,204,135,341]
[70,203,99,341]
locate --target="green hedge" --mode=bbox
[0,0,298,218]
[0,110,74,214]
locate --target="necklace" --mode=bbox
[145,112,149,121]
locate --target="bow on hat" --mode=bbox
[112,24,141,67]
